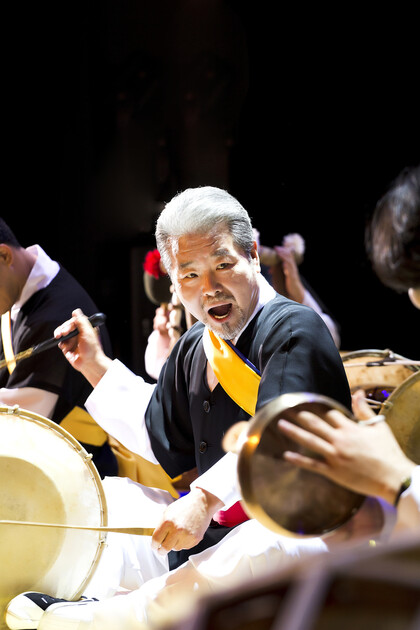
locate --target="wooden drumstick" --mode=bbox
[0,313,106,370]
[0,519,154,536]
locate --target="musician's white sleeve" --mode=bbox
[0,386,58,419]
[144,329,171,381]
[191,452,241,508]
[85,359,160,464]
[392,465,420,537]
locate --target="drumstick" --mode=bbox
[0,519,154,536]
[0,312,106,369]
[344,360,420,367]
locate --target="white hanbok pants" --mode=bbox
[39,476,389,630]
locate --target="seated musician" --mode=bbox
[5,181,418,630]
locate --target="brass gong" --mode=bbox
[235,393,365,538]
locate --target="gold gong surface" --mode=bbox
[237,393,365,538]
[381,371,420,464]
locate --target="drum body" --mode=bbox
[341,349,418,405]
[0,405,107,618]
[381,371,420,465]
[236,393,364,538]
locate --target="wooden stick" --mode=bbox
[344,360,420,367]
[0,520,154,536]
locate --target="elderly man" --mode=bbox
[6,186,359,630]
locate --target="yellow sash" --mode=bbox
[202,327,261,416]
[107,436,180,498]
[61,407,181,497]
[60,406,109,446]
[1,311,16,374]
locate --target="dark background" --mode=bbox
[4,1,419,377]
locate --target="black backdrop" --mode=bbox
[4,1,419,376]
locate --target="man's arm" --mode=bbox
[0,386,58,418]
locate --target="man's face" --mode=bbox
[170,228,261,340]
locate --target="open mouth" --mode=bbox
[208,303,232,321]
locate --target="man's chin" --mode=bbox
[206,318,243,341]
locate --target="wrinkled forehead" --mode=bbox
[168,226,233,260]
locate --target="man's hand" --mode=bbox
[54,308,112,387]
[153,305,171,336]
[277,392,415,505]
[151,487,223,555]
[271,246,305,303]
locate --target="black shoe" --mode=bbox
[4,592,97,630]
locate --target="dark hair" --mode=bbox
[366,165,420,292]
[0,219,21,248]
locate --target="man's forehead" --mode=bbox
[172,230,233,258]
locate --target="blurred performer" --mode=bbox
[143,248,196,380]
[255,230,341,347]
[277,164,420,533]
[0,218,118,478]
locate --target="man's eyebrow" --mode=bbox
[179,248,233,269]
[179,260,193,270]
[213,248,232,258]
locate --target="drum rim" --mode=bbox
[341,348,419,374]
[381,370,420,408]
[380,371,420,466]
[0,404,108,600]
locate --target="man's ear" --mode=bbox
[0,244,13,266]
[251,240,261,272]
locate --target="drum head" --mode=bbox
[381,371,420,465]
[0,406,107,617]
[341,349,418,405]
[237,393,364,538]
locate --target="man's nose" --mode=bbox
[202,272,221,296]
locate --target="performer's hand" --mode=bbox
[153,305,171,336]
[277,397,415,505]
[151,487,223,555]
[272,246,305,303]
[54,308,112,387]
[351,388,376,421]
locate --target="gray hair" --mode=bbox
[155,186,255,274]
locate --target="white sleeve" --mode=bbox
[0,387,58,419]
[144,329,170,380]
[190,452,241,508]
[302,289,341,348]
[392,465,420,537]
[85,359,160,464]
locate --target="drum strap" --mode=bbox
[60,406,109,447]
[108,436,180,499]
[203,327,261,527]
[61,407,182,498]
[1,311,16,374]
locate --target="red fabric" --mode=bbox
[213,500,250,527]
[143,249,165,278]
